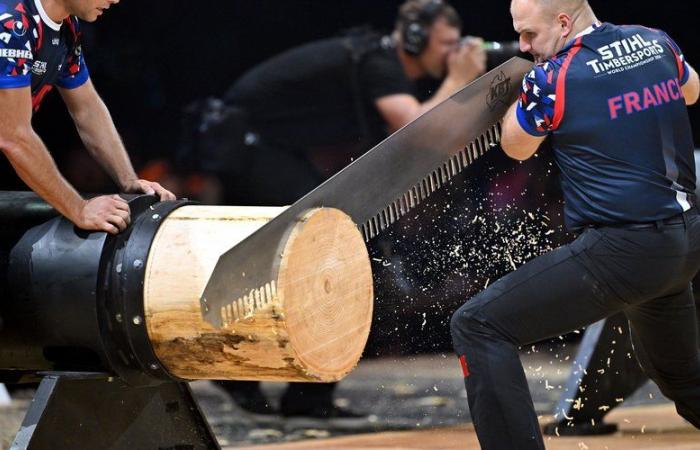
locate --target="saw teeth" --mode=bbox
[221,280,278,328]
[361,122,503,242]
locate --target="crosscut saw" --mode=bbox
[200,56,533,328]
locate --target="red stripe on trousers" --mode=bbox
[459,355,470,377]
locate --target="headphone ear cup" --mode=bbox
[403,22,428,56]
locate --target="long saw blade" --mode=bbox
[200,56,533,327]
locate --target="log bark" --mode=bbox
[143,205,373,382]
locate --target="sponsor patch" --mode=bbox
[585,34,665,76]
[31,60,47,75]
[0,48,32,59]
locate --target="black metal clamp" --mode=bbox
[97,196,193,386]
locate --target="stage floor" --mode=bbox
[1,354,693,449]
[232,404,699,450]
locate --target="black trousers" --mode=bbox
[450,210,700,450]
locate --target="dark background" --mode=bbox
[0,0,694,192]
[0,1,696,354]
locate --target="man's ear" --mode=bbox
[557,13,574,39]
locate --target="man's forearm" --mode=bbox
[684,65,699,105]
[66,90,139,190]
[2,131,85,223]
[418,76,468,116]
[378,64,484,132]
[59,83,175,202]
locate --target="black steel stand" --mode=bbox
[542,313,649,436]
[543,278,700,436]
[11,372,220,450]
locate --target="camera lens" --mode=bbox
[461,37,525,69]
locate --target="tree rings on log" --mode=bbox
[143,205,373,382]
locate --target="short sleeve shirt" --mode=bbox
[516,28,691,137]
[224,32,415,148]
[359,36,415,101]
[0,0,89,111]
[513,23,696,230]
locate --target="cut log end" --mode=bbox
[278,208,373,381]
[144,205,373,382]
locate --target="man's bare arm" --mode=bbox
[500,101,546,161]
[375,41,487,132]
[683,64,699,105]
[59,81,175,200]
[0,86,130,233]
[375,75,468,132]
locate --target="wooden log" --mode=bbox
[143,206,373,382]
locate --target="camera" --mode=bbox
[461,37,524,69]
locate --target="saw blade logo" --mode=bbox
[487,71,511,111]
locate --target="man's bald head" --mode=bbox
[511,0,596,62]
[514,0,588,19]
[538,0,588,11]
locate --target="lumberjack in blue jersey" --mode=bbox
[0,0,175,235]
[450,1,700,449]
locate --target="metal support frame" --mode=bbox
[0,382,10,405]
[544,281,700,436]
[11,372,219,450]
[543,313,649,436]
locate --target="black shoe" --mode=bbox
[281,402,373,430]
[216,381,277,415]
[281,403,364,419]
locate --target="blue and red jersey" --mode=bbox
[516,23,696,230]
[0,0,89,111]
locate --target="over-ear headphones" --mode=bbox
[401,0,445,56]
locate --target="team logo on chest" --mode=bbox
[0,9,30,37]
[12,20,26,36]
[31,60,47,75]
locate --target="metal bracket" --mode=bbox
[11,372,219,450]
[543,313,649,436]
[97,196,194,386]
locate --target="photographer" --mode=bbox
[187,0,495,207]
[202,0,508,421]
